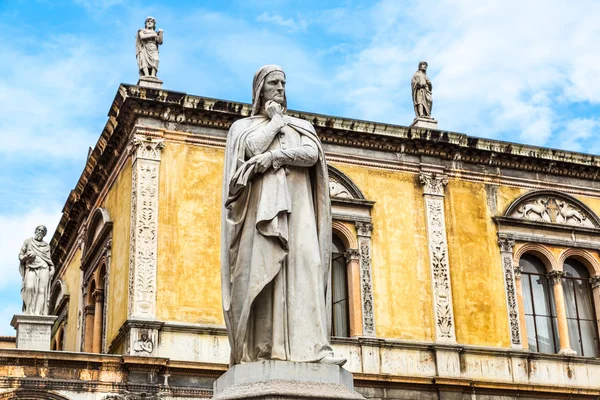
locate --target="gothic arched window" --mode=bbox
[562,258,599,357]
[520,254,559,353]
[331,235,350,337]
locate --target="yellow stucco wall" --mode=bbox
[331,163,434,341]
[157,143,225,324]
[102,159,132,345]
[62,247,82,351]
[445,180,513,347]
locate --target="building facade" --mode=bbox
[1,84,600,399]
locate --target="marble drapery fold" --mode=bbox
[221,69,333,364]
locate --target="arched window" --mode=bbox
[331,235,350,337]
[520,254,558,353]
[562,259,599,357]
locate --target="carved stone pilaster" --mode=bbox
[420,172,455,343]
[344,248,360,262]
[355,221,375,336]
[497,236,522,348]
[128,135,164,320]
[548,270,565,285]
[590,275,600,289]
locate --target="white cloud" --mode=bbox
[0,302,21,336]
[326,0,600,149]
[256,12,308,32]
[0,208,62,292]
[0,208,61,335]
[557,118,600,153]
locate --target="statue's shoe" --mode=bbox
[319,356,347,366]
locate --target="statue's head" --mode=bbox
[251,65,287,116]
[34,225,47,241]
[418,61,428,72]
[145,17,156,30]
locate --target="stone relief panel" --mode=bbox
[507,192,599,228]
[128,136,164,319]
[498,237,522,348]
[356,222,375,337]
[420,172,456,343]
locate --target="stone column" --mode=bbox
[419,172,456,343]
[590,276,600,339]
[548,271,576,355]
[497,236,522,348]
[83,304,95,353]
[128,135,164,319]
[513,263,529,349]
[355,222,376,337]
[344,248,362,337]
[92,289,104,353]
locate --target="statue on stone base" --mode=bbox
[18,225,54,315]
[136,16,163,78]
[411,61,433,118]
[221,65,344,366]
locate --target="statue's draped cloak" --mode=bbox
[411,70,433,117]
[19,238,53,314]
[136,29,160,71]
[221,115,332,365]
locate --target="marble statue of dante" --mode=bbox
[19,225,54,315]
[221,65,344,366]
[411,61,433,118]
[136,16,163,78]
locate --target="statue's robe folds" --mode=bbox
[136,29,161,72]
[19,238,53,315]
[411,70,433,117]
[221,114,333,365]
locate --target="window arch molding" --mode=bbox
[327,164,376,337]
[557,249,600,276]
[513,243,558,272]
[79,207,112,354]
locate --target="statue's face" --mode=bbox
[34,227,46,241]
[146,19,155,29]
[261,71,286,106]
[419,63,427,72]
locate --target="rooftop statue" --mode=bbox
[411,61,433,119]
[18,225,54,315]
[136,16,163,79]
[221,65,345,366]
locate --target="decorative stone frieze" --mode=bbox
[497,236,522,348]
[419,172,456,343]
[128,135,164,320]
[355,222,375,336]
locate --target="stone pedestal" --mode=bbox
[137,76,163,89]
[213,360,364,400]
[10,314,57,350]
[411,116,438,129]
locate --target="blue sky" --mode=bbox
[0,0,599,335]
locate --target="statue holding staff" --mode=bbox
[221,65,344,366]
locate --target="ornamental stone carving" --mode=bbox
[128,136,164,319]
[498,236,521,347]
[507,193,598,228]
[344,248,360,262]
[420,172,455,342]
[548,270,565,285]
[589,275,600,289]
[355,221,375,336]
[329,179,352,198]
[419,172,448,196]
